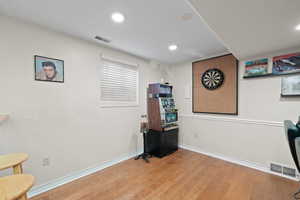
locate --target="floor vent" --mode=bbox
[283,167,296,178]
[270,163,282,173]
[270,163,297,178]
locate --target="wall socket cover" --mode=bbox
[43,158,50,166]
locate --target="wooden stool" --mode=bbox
[0,174,34,200]
[0,154,28,174]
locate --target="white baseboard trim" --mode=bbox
[180,114,283,127]
[179,144,298,181]
[28,151,142,198]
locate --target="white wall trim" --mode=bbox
[100,103,139,108]
[179,144,298,181]
[28,151,142,198]
[180,114,283,127]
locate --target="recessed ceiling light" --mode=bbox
[296,24,300,31]
[111,12,125,23]
[168,45,178,51]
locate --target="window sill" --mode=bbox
[100,103,139,108]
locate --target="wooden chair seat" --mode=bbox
[0,153,28,172]
[0,174,34,200]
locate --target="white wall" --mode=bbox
[1,13,299,192]
[0,16,166,186]
[167,52,300,171]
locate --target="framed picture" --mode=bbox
[273,53,300,75]
[281,75,300,97]
[244,58,269,77]
[35,55,64,83]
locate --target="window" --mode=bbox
[100,57,139,107]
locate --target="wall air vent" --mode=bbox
[270,162,297,178]
[95,36,111,43]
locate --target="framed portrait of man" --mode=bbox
[35,55,64,83]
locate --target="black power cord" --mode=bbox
[294,189,300,200]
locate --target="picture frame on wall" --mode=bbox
[243,52,300,79]
[273,53,300,75]
[35,55,64,83]
[244,58,269,78]
[281,75,300,97]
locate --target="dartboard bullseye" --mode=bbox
[201,68,224,90]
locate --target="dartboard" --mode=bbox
[201,68,224,90]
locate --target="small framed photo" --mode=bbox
[35,55,64,83]
[244,58,269,77]
[281,75,300,97]
[273,53,300,75]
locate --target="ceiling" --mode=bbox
[188,0,300,60]
[0,0,228,64]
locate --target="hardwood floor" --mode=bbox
[31,149,299,200]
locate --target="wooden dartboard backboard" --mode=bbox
[192,54,238,115]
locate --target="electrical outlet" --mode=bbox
[42,158,50,167]
[193,132,198,139]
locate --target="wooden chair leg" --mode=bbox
[13,164,23,174]
[13,164,28,200]
[19,194,28,200]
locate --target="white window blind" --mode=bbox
[101,57,138,106]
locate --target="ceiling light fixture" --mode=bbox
[111,12,125,23]
[168,45,178,51]
[296,24,300,31]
